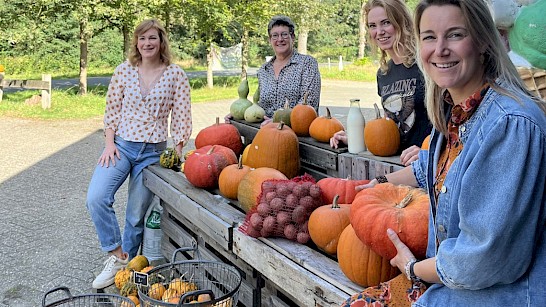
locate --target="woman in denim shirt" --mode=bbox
[347,0,546,306]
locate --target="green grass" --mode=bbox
[0,63,375,120]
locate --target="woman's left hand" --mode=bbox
[387,228,416,275]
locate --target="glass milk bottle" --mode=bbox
[346,99,366,153]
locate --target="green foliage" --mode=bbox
[319,64,377,82]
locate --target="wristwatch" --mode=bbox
[404,258,421,282]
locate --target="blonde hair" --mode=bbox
[364,0,417,74]
[128,19,172,66]
[414,0,546,134]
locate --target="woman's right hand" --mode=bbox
[260,116,272,127]
[355,178,379,191]
[224,113,233,124]
[329,130,347,149]
[98,143,120,167]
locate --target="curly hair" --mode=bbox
[364,0,417,74]
[127,19,172,66]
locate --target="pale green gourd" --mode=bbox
[230,79,253,120]
[244,85,265,122]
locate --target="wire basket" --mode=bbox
[517,67,546,99]
[138,246,241,307]
[42,286,137,307]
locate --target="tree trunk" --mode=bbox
[207,42,214,89]
[358,1,367,59]
[79,18,88,96]
[123,24,131,59]
[297,28,309,55]
[240,28,249,80]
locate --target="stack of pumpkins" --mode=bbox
[309,177,430,287]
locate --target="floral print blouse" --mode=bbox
[257,51,321,117]
[104,61,192,146]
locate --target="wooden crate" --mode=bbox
[518,67,546,99]
[143,165,364,307]
[230,119,348,180]
[338,152,405,180]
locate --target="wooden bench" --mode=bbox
[143,165,364,306]
[0,74,52,109]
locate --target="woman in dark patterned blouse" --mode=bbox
[225,15,321,127]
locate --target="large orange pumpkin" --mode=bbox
[337,224,399,286]
[237,167,287,212]
[364,103,400,156]
[350,183,430,260]
[309,107,345,143]
[184,145,237,189]
[290,93,317,137]
[218,156,251,200]
[195,117,244,156]
[308,195,351,255]
[316,176,370,205]
[245,122,300,179]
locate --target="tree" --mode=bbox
[180,0,232,88]
[228,0,273,79]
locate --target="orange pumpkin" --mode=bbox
[309,107,345,143]
[337,224,399,286]
[308,195,351,255]
[316,176,370,204]
[245,122,300,179]
[218,155,252,199]
[184,145,237,189]
[290,92,317,136]
[350,183,430,260]
[364,103,400,156]
[195,117,244,155]
[421,134,431,150]
[237,167,288,212]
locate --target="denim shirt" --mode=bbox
[411,85,546,306]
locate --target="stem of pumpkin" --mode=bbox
[207,145,216,155]
[215,117,220,125]
[395,191,413,208]
[277,121,285,130]
[332,194,341,209]
[373,103,381,119]
[325,107,332,119]
[303,91,309,105]
[237,154,243,169]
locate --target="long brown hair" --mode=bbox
[128,19,172,66]
[414,0,546,134]
[364,0,417,74]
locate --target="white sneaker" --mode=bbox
[92,254,129,289]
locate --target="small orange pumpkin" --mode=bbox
[237,167,288,212]
[290,92,317,136]
[245,122,300,179]
[421,134,431,150]
[364,103,400,156]
[308,195,351,255]
[350,183,430,260]
[337,224,399,286]
[316,176,370,205]
[195,117,244,155]
[218,155,252,199]
[309,107,345,143]
[184,145,237,189]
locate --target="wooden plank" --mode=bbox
[145,165,245,225]
[1,79,50,90]
[337,153,404,180]
[143,168,234,250]
[161,208,257,307]
[261,237,363,295]
[233,229,354,307]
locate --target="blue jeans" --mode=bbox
[86,136,166,259]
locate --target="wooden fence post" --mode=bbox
[42,74,52,109]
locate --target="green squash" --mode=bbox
[273,100,292,127]
[159,148,181,171]
[244,85,265,122]
[230,79,253,120]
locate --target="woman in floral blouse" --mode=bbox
[86,19,192,289]
[225,15,321,126]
